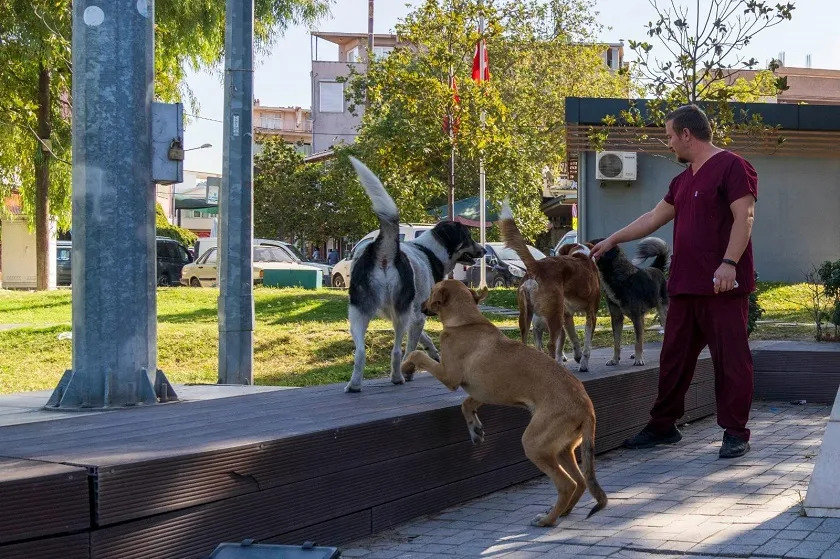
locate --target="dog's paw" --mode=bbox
[574,354,582,363]
[390,373,406,385]
[579,361,589,373]
[344,383,362,393]
[561,354,568,362]
[633,358,645,366]
[530,513,556,528]
[606,358,619,366]
[400,360,416,375]
[468,424,485,445]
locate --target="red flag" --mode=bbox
[471,39,490,82]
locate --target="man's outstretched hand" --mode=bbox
[590,237,616,261]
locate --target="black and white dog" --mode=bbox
[345,157,486,393]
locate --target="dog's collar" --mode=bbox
[413,243,445,283]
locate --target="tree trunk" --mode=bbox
[35,64,51,291]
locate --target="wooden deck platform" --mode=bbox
[0,341,837,559]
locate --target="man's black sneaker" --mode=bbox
[719,432,750,458]
[623,425,682,449]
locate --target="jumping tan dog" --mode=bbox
[401,280,608,527]
[500,202,601,371]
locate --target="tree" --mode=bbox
[630,0,794,105]
[340,0,633,242]
[0,0,73,291]
[155,203,198,248]
[0,0,331,289]
[592,0,795,150]
[253,139,375,246]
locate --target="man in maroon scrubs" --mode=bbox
[592,104,757,459]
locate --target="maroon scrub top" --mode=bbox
[663,150,758,297]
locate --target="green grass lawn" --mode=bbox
[0,282,821,394]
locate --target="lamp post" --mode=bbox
[185,143,213,151]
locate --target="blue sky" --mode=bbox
[182,0,839,174]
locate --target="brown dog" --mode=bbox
[501,202,601,371]
[401,279,608,527]
[517,242,597,362]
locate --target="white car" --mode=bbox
[194,237,333,286]
[331,223,436,289]
[181,245,321,287]
[551,230,578,256]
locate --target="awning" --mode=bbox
[174,193,218,211]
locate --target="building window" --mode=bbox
[346,46,360,62]
[319,81,344,113]
[373,46,393,58]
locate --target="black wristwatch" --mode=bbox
[722,258,737,267]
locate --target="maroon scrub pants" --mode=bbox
[647,294,753,441]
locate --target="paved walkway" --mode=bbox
[345,402,836,559]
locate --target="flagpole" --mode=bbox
[478,0,487,290]
[448,68,456,224]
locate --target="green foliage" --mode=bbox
[253,139,376,244]
[0,0,331,229]
[748,271,765,337]
[0,0,73,230]
[593,1,795,151]
[340,0,632,243]
[817,259,840,335]
[154,0,332,108]
[628,0,794,104]
[155,203,198,247]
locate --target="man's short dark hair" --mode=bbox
[665,104,712,142]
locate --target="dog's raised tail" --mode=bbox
[633,237,670,272]
[581,416,608,518]
[499,200,539,274]
[349,156,400,262]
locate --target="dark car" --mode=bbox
[155,237,194,286]
[54,237,193,287]
[465,242,546,288]
[56,241,72,286]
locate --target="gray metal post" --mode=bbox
[218,0,255,384]
[47,0,175,409]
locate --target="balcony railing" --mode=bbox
[255,119,313,133]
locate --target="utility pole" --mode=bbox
[478,0,488,289]
[218,0,255,384]
[448,66,456,225]
[366,0,374,110]
[47,0,172,408]
[368,0,374,55]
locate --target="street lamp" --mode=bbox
[184,143,213,151]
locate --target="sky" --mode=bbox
[182,0,840,175]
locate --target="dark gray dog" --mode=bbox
[590,237,670,366]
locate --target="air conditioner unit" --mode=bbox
[595,151,637,181]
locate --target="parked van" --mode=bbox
[156,237,194,286]
[54,237,193,287]
[56,240,72,286]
